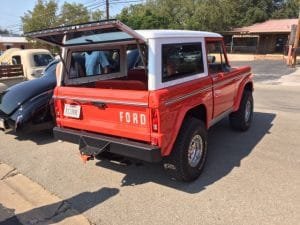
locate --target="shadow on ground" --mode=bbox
[96,112,275,194]
[0,204,22,225]
[0,187,119,225]
[7,129,56,145]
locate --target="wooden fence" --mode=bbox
[0,65,24,78]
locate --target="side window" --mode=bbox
[206,41,229,73]
[162,43,204,82]
[33,54,53,67]
[12,55,21,65]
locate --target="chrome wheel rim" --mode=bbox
[188,135,203,167]
[245,100,252,122]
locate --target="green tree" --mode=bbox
[117,0,236,31]
[0,28,9,35]
[229,0,274,26]
[117,0,299,31]
[21,0,58,33]
[58,2,90,25]
[21,0,98,50]
[272,0,300,19]
[21,0,58,49]
[91,9,104,21]
[186,0,235,31]
[117,3,169,29]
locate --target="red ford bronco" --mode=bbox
[27,20,253,181]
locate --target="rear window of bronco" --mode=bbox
[68,49,121,79]
[63,45,148,90]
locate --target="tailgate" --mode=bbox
[54,87,151,142]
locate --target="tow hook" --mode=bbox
[79,137,110,163]
[80,153,94,163]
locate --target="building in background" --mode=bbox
[0,36,29,55]
[223,19,298,54]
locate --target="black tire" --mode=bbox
[229,90,253,131]
[163,117,208,182]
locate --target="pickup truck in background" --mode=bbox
[0,48,54,92]
[27,20,254,182]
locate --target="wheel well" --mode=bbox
[186,105,207,125]
[244,82,253,92]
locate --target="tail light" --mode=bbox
[54,99,62,126]
[151,109,159,132]
[151,137,158,146]
[54,100,60,116]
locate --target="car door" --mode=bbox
[206,39,237,118]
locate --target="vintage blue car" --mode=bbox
[0,60,58,133]
[0,49,141,134]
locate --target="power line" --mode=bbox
[4,1,104,30]
[4,0,146,31]
[105,0,145,19]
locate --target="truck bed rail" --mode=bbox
[0,65,23,78]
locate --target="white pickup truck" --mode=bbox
[0,48,54,92]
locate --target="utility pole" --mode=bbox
[106,0,109,20]
[292,10,300,67]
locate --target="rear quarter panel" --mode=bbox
[149,76,213,156]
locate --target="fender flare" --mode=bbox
[162,102,208,157]
[233,77,253,111]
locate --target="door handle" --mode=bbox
[218,73,224,79]
[92,101,107,109]
[213,73,224,81]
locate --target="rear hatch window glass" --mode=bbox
[64,47,126,85]
[69,49,120,79]
[26,20,145,47]
[65,31,132,46]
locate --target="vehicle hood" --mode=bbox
[0,76,56,115]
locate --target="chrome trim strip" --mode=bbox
[53,72,250,108]
[209,108,233,127]
[165,85,212,106]
[29,90,52,102]
[213,73,249,88]
[52,96,149,107]
[164,72,250,106]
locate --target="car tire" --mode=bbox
[163,117,208,182]
[229,90,253,131]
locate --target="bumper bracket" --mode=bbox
[54,127,162,163]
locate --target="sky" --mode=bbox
[0,0,144,34]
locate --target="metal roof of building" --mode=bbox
[231,19,298,34]
[0,36,28,43]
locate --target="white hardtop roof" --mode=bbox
[135,30,222,39]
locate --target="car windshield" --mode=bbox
[42,60,58,80]
[33,54,53,67]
